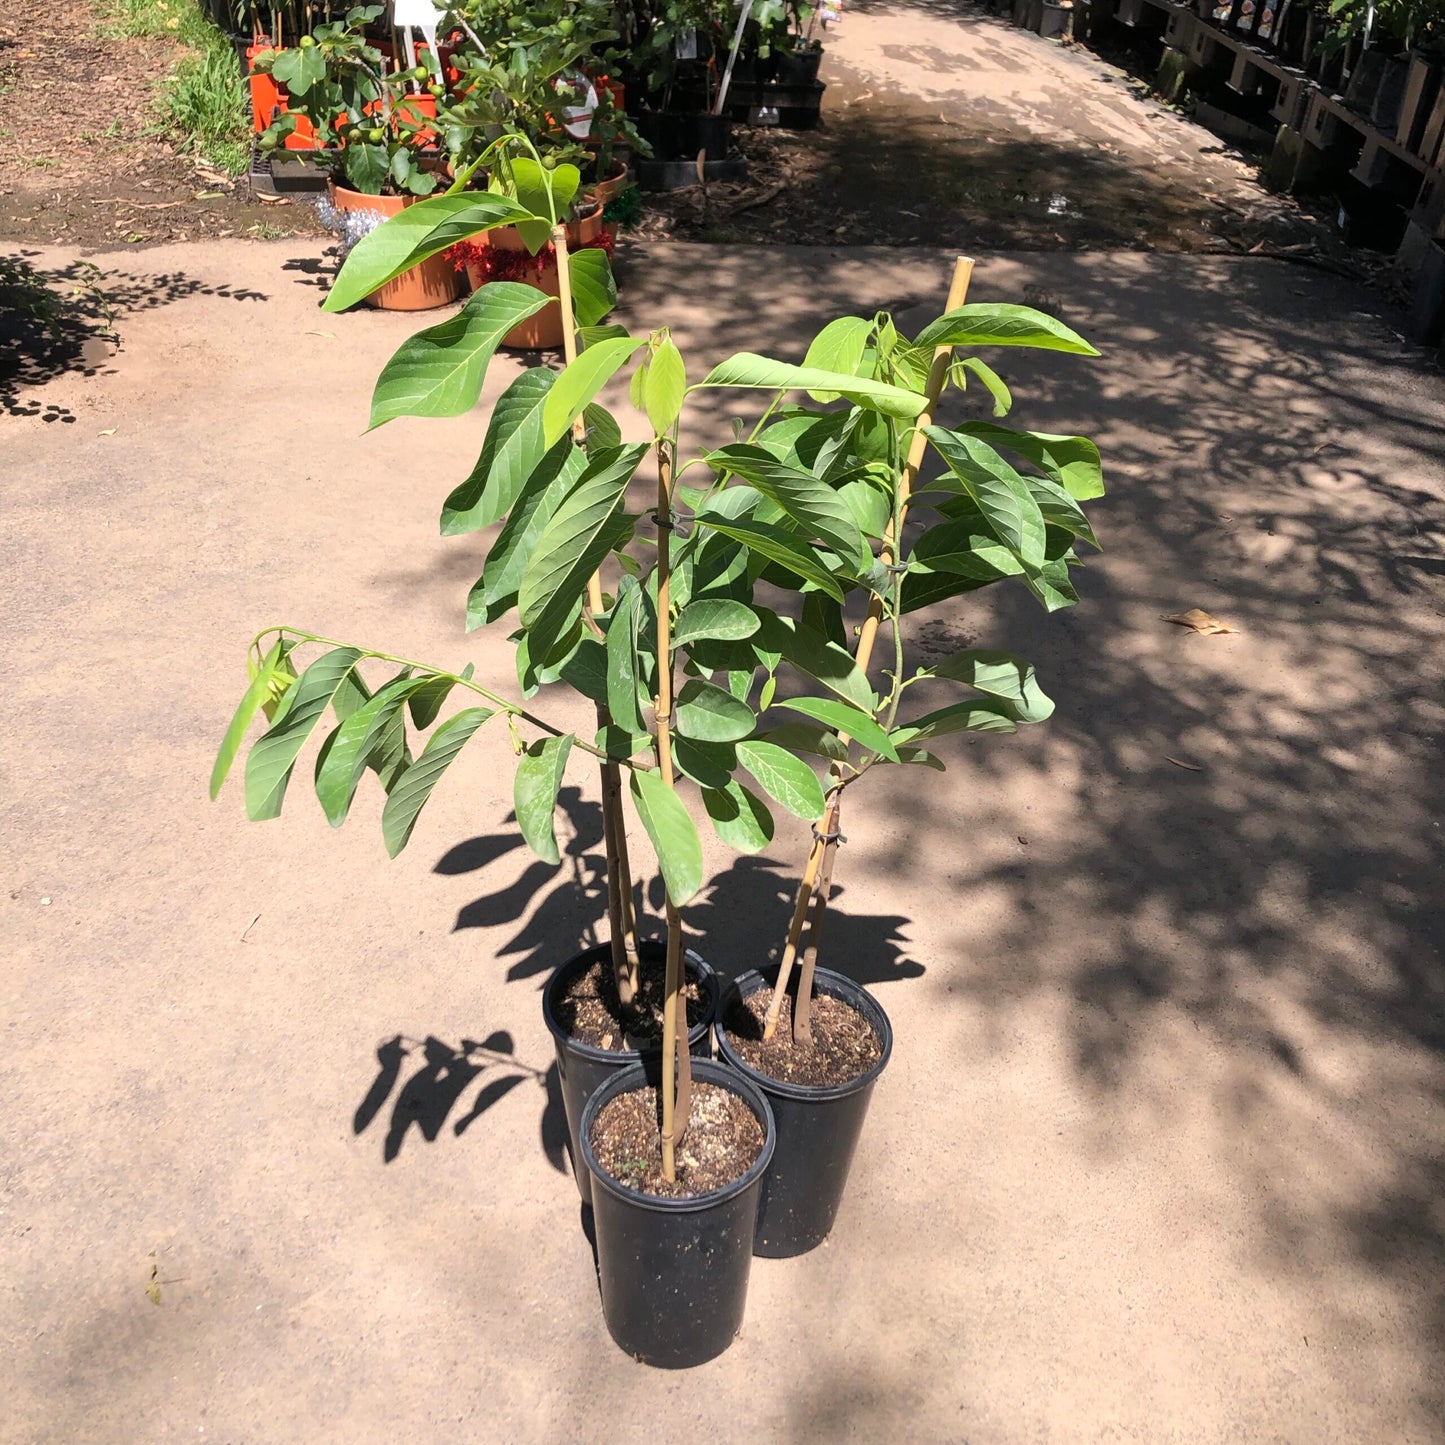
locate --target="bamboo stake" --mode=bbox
[554,224,640,1010]
[763,256,976,1042]
[652,439,691,1182]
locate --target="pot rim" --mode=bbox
[542,940,719,1065]
[579,1057,777,1213]
[714,965,893,1103]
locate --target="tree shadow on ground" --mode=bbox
[0,250,268,419]
[853,251,1445,1419]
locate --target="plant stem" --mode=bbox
[554,222,641,1010]
[763,255,976,1043]
[653,438,691,1184]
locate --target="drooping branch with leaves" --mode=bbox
[211,173,1104,1181]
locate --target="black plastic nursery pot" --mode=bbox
[775,43,824,87]
[543,941,720,1207]
[714,966,892,1258]
[579,1059,776,1368]
[633,109,733,162]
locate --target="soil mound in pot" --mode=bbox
[553,949,706,1051]
[724,985,881,1087]
[590,1082,764,1198]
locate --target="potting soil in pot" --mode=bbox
[724,987,882,1087]
[590,1082,764,1198]
[553,951,706,1051]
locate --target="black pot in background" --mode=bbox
[543,941,719,1207]
[714,966,892,1258]
[775,42,823,87]
[633,109,732,161]
[580,1058,776,1368]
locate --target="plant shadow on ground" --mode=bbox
[439,786,924,991]
[852,251,1445,1422]
[353,1027,570,1168]
[0,250,268,419]
[348,780,917,1174]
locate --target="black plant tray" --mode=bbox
[636,154,748,191]
[248,146,333,198]
[725,80,826,129]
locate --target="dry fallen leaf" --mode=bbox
[98,427,116,436]
[1167,757,1204,771]
[1166,608,1239,635]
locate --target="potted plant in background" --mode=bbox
[210,163,1106,1358]
[251,4,460,307]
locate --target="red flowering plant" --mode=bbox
[446,228,615,279]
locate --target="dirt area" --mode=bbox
[0,0,318,245]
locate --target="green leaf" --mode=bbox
[674,736,737,790]
[369,283,554,429]
[735,739,826,819]
[675,678,756,743]
[583,401,622,451]
[596,725,651,760]
[244,648,361,820]
[643,336,686,437]
[443,368,555,534]
[513,733,574,865]
[211,639,292,800]
[518,443,647,660]
[324,193,538,313]
[924,426,1048,569]
[674,599,760,646]
[507,157,580,251]
[407,671,464,730]
[314,672,425,826]
[569,247,619,328]
[702,779,774,854]
[919,649,1053,720]
[705,443,869,570]
[898,746,946,770]
[557,638,607,705]
[630,770,704,905]
[959,356,1012,416]
[381,706,494,857]
[700,353,927,418]
[753,610,874,711]
[606,582,646,733]
[541,337,648,447]
[838,478,892,540]
[776,695,899,762]
[802,316,874,403]
[955,422,1105,502]
[1023,472,1100,550]
[271,43,326,92]
[892,700,1018,742]
[1022,555,1081,612]
[757,721,848,763]
[343,143,390,197]
[693,511,846,601]
[914,303,1100,355]
[472,440,585,627]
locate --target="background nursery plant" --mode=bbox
[209,180,1105,1360]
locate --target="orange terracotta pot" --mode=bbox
[328,183,464,311]
[476,208,605,349]
[587,160,631,207]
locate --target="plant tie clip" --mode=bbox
[811,824,847,845]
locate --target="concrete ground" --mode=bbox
[5,234,1445,1443]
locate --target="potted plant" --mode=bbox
[252,4,460,308]
[725,0,830,128]
[210,177,1105,1357]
